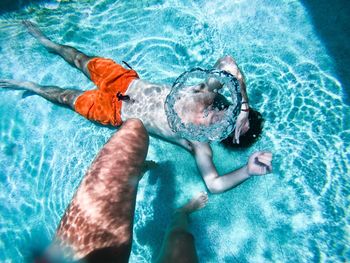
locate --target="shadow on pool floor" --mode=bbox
[301,0,350,105]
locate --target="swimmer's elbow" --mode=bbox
[207,185,223,194]
[207,186,221,194]
[205,179,224,194]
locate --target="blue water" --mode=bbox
[0,0,349,262]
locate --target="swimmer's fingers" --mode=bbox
[234,124,241,144]
[257,154,272,163]
[234,111,249,144]
[256,156,272,173]
[254,151,273,159]
[248,151,273,175]
[261,151,272,159]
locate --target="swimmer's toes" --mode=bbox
[22,20,34,30]
[0,80,29,90]
[198,193,209,207]
[0,80,14,89]
[199,191,208,201]
[22,20,35,28]
[192,192,209,211]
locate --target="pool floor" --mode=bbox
[0,0,349,262]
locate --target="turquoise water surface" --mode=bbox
[0,0,349,262]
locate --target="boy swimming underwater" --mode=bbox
[0,21,272,194]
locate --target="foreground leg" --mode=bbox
[44,119,149,263]
[0,79,82,109]
[155,192,208,263]
[23,20,94,78]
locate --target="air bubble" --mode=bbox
[165,68,242,141]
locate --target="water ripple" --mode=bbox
[0,0,349,262]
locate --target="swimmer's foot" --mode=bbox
[22,20,57,53]
[22,20,47,40]
[0,80,36,91]
[178,192,208,214]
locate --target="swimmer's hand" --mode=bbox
[234,110,249,144]
[247,151,273,176]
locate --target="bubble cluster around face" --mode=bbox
[165,68,242,142]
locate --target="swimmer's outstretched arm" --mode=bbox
[191,141,272,194]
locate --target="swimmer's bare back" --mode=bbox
[51,119,149,262]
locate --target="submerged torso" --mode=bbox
[121,79,191,149]
[121,78,220,150]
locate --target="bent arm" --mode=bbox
[213,55,249,103]
[191,142,251,194]
[213,56,251,143]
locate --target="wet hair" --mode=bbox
[212,93,231,110]
[211,94,264,149]
[221,108,264,149]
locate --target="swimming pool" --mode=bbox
[0,0,349,262]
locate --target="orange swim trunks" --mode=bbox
[75,58,139,126]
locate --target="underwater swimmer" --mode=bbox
[0,21,273,194]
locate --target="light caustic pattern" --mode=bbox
[0,0,349,262]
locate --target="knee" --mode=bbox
[123,118,144,129]
[74,53,87,69]
[58,93,70,105]
[58,91,76,106]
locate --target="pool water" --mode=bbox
[0,0,349,262]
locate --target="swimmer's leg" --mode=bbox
[22,20,94,79]
[0,79,82,110]
[155,192,208,263]
[53,119,149,261]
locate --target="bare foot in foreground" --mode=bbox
[179,192,208,214]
